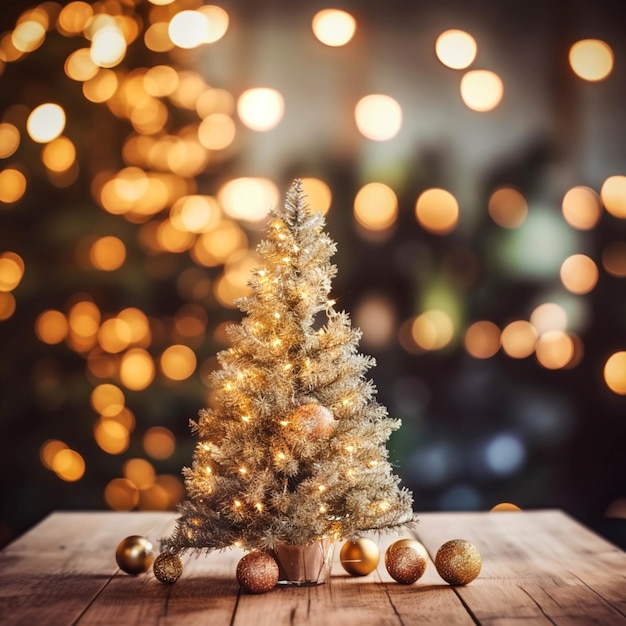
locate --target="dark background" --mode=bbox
[1,0,625,549]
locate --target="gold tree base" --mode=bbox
[271,539,334,586]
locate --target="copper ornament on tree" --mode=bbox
[435,539,482,585]
[236,551,279,593]
[115,535,154,575]
[292,403,335,438]
[153,553,184,584]
[385,541,427,584]
[339,537,380,576]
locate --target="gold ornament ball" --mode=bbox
[293,403,335,438]
[153,553,184,584]
[236,551,279,594]
[385,544,427,584]
[339,538,380,576]
[386,538,429,562]
[435,539,482,585]
[115,535,154,575]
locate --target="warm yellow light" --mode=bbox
[562,186,602,230]
[35,309,68,344]
[0,169,27,204]
[0,123,20,159]
[0,254,24,292]
[535,330,575,370]
[604,352,626,395]
[95,419,130,455]
[464,320,500,358]
[501,320,537,359]
[0,293,16,320]
[415,188,459,234]
[234,499,242,508]
[90,236,126,271]
[569,39,614,81]
[123,458,156,491]
[530,302,568,335]
[169,10,210,49]
[601,176,626,218]
[160,344,197,381]
[300,178,332,215]
[144,22,173,53]
[41,136,76,173]
[488,187,527,228]
[90,25,127,68]
[353,182,398,231]
[560,254,598,294]
[143,426,175,460]
[12,19,46,53]
[91,383,125,417]
[198,113,236,151]
[218,177,279,222]
[355,94,402,141]
[57,1,93,36]
[119,348,155,390]
[27,103,66,143]
[460,70,503,112]
[491,502,522,512]
[312,9,356,47]
[197,5,229,43]
[40,439,68,470]
[83,69,119,103]
[98,318,132,353]
[64,48,98,82]
[411,310,454,351]
[117,307,151,345]
[52,449,85,482]
[435,29,477,69]
[237,88,285,131]
[104,477,138,510]
[68,300,100,341]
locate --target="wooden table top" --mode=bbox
[0,509,625,625]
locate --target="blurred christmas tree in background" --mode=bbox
[1,0,626,549]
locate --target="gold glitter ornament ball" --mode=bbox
[385,543,427,584]
[153,553,183,584]
[435,539,482,585]
[386,538,428,562]
[115,535,154,575]
[236,551,279,593]
[292,403,335,438]
[339,538,380,576]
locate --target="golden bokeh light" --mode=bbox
[0,253,24,291]
[89,236,126,271]
[27,103,66,143]
[57,1,93,36]
[218,177,279,222]
[143,426,176,460]
[488,187,528,228]
[197,5,229,43]
[91,383,125,417]
[415,188,459,234]
[64,48,98,82]
[160,344,197,381]
[117,307,151,346]
[501,320,537,359]
[602,241,626,278]
[0,292,16,320]
[301,178,332,215]
[460,70,503,112]
[198,113,236,150]
[0,168,27,203]
[491,502,522,512]
[569,39,614,82]
[354,94,402,141]
[530,302,567,335]
[535,330,575,370]
[196,87,235,118]
[144,22,174,53]
[192,219,248,267]
[311,9,356,47]
[411,310,454,351]
[170,195,221,233]
[90,24,127,68]
[40,439,68,470]
[83,68,119,103]
[435,29,477,69]
[94,418,130,454]
[97,318,132,353]
[353,294,396,350]
[600,175,626,218]
[119,348,155,390]
[12,19,46,53]
[104,477,139,510]
[35,309,69,344]
[68,300,101,341]
[0,123,20,158]
[604,352,626,395]
[237,88,285,131]
[560,254,598,294]
[562,186,602,230]
[174,304,207,340]
[168,10,210,49]
[464,320,501,358]
[123,458,156,490]
[156,219,195,253]
[41,136,76,173]
[143,64,179,97]
[353,182,398,231]
[52,448,85,482]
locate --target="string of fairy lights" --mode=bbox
[0,1,625,518]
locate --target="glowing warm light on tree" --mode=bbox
[460,70,503,111]
[312,9,356,47]
[355,94,402,141]
[569,39,614,81]
[26,103,66,143]
[237,87,285,131]
[435,29,477,69]
[488,187,528,228]
[464,321,501,358]
[354,182,398,231]
[560,254,598,294]
[415,188,459,234]
[562,186,602,230]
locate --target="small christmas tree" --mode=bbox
[159,179,414,566]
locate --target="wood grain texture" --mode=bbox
[0,510,624,625]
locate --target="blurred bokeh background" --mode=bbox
[1,0,625,549]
